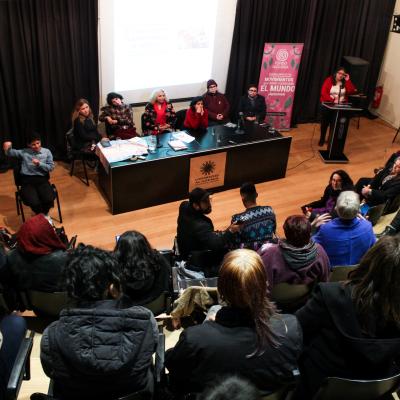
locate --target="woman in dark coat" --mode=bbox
[294,236,400,398]
[165,249,302,396]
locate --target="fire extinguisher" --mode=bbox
[372,86,383,108]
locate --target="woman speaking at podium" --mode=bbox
[319,67,356,146]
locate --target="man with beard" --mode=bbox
[176,187,240,275]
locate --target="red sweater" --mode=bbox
[320,77,357,103]
[184,108,208,130]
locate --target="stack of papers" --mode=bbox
[172,131,195,143]
[168,140,188,151]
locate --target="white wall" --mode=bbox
[376,1,400,128]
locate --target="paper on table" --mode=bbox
[97,138,148,163]
[172,131,195,143]
[168,139,188,151]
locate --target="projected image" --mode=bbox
[114,0,218,92]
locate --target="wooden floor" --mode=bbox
[2,117,399,399]
[1,117,398,248]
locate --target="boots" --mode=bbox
[376,225,397,239]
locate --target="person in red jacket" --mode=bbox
[319,67,357,146]
[184,97,208,130]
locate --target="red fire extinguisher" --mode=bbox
[372,86,383,108]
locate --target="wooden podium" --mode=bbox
[319,102,362,163]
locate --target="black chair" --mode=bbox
[365,203,385,226]
[7,330,35,400]
[313,373,400,400]
[174,109,187,131]
[12,160,62,223]
[66,128,91,186]
[383,194,400,215]
[329,265,358,282]
[270,283,312,313]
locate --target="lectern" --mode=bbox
[319,102,362,163]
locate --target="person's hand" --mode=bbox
[361,185,371,197]
[159,123,170,130]
[106,116,118,125]
[32,158,40,166]
[3,141,12,151]
[311,213,331,229]
[216,114,224,120]
[195,103,204,115]
[228,222,241,234]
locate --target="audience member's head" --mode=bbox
[348,235,400,332]
[72,98,93,122]
[114,230,161,297]
[64,244,121,302]
[150,88,168,104]
[240,182,258,207]
[106,92,123,106]
[17,214,66,255]
[391,157,400,176]
[189,187,212,214]
[328,169,353,191]
[283,215,311,248]
[219,249,277,354]
[335,191,360,220]
[200,376,259,400]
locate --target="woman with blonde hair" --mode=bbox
[165,249,302,396]
[142,89,176,134]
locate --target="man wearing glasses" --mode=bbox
[238,84,266,123]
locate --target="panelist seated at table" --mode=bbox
[184,97,208,131]
[238,84,266,123]
[202,79,230,125]
[142,88,176,135]
[98,92,137,140]
[72,98,106,155]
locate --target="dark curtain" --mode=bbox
[0,0,99,158]
[226,0,395,124]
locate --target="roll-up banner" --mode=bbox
[258,43,304,131]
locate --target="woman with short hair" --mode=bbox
[294,236,400,398]
[165,249,302,395]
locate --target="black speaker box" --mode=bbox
[341,56,369,93]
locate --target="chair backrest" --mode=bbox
[142,292,171,316]
[329,265,358,282]
[174,109,187,131]
[365,203,386,226]
[270,283,311,313]
[383,193,400,215]
[313,373,400,400]
[27,290,76,317]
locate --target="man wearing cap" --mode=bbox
[202,80,230,125]
[176,187,240,274]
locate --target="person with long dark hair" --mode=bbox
[294,236,400,398]
[184,97,209,130]
[319,67,357,146]
[302,169,354,217]
[114,230,170,305]
[165,249,302,395]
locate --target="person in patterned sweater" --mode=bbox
[142,89,176,135]
[99,92,137,139]
[230,182,276,250]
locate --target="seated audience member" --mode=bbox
[3,214,67,293]
[312,191,376,267]
[184,96,208,130]
[238,84,266,123]
[114,230,170,305]
[3,134,54,215]
[260,215,330,289]
[0,307,27,399]
[202,79,230,125]
[142,88,176,134]
[176,188,239,274]
[294,236,400,399]
[72,98,105,153]
[356,156,400,207]
[303,170,354,217]
[98,92,137,139]
[40,245,158,400]
[199,376,259,400]
[165,249,302,395]
[230,182,276,250]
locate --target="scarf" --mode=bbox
[279,240,318,271]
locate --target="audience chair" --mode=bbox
[26,290,75,318]
[13,161,62,223]
[313,373,400,400]
[329,265,358,282]
[66,129,91,186]
[365,203,386,226]
[7,330,35,400]
[270,283,312,313]
[0,292,10,312]
[260,385,295,400]
[383,194,400,215]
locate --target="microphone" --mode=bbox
[235,112,245,134]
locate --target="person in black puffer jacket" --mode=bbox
[40,245,158,400]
